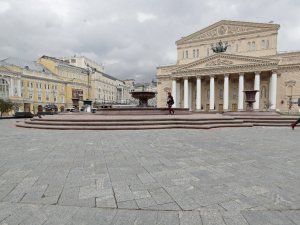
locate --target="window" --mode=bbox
[236,43,238,52]
[185,50,188,58]
[261,40,265,49]
[193,49,195,58]
[266,40,269,49]
[29,91,33,99]
[252,41,256,51]
[248,42,251,51]
[219,88,223,99]
[227,45,231,53]
[196,49,199,58]
[233,87,237,99]
[0,79,9,99]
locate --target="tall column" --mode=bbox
[9,78,13,97]
[172,79,177,108]
[196,76,202,110]
[184,78,189,108]
[223,74,229,111]
[17,79,21,97]
[209,75,215,111]
[238,73,244,111]
[176,82,180,108]
[188,81,192,110]
[254,71,261,110]
[270,71,277,110]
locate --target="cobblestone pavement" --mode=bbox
[0,119,299,225]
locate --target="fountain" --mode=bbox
[244,90,259,111]
[130,91,156,107]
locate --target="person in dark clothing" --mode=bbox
[291,118,300,130]
[167,92,174,114]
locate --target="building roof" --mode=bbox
[0,57,50,73]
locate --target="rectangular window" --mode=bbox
[196,49,199,58]
[193,49,195,58]
[261,40,265,49]
[252,41,256,51]
[185,50,188,58]
[248,42,251,51]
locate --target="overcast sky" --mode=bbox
[0,0,299,82]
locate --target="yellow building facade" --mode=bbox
[0,56,134,115]
[157,20,300,113]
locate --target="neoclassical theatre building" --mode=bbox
[156,20,300,112]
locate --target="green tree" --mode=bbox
[0,98,15,117]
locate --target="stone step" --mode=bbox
[16,121,253,130]
[24,119,245,126]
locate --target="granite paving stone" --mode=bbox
[0,119,299,224]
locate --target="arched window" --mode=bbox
[0,79,9,99]
[227,45,231,53]
[261,86,267,99]
[261,40,265,49]
[252,41,256,51]
[248,42,251,51]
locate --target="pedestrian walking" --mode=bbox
[167,92,174,114]
[291,118,300,130]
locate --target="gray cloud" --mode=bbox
[0,0,299,82]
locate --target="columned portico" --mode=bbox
[270,71,277,110]
[238,73,244,111]
[183,78,189,108]
[196,76,201,110]
[223,74,229,111]
[209,75,215,111]
[171,79,177,108]
[254,71,261,110]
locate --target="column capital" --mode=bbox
[196,75,202,79]
[271,70,278,74]
[209,75,215,78]
[224,74,229,78]
[254,71,261,75]
[239,72,244,76]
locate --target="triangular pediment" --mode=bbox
[173,54,279,73]
[176,20,280,45]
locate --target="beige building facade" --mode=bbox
[157,20,300,113]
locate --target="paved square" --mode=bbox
[0,119,299,224]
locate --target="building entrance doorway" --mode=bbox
[232,103,237,112]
